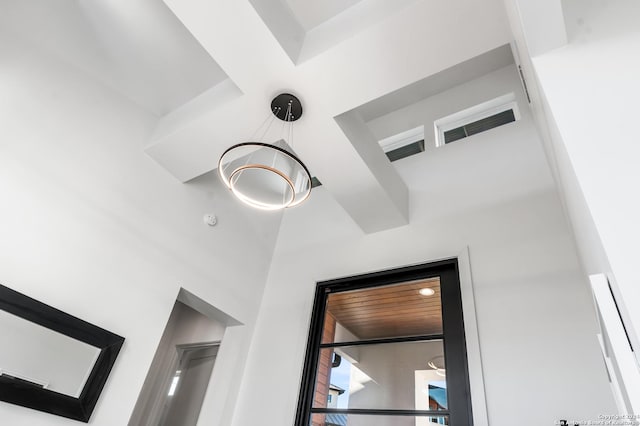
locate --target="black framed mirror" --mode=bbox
[0,283,124,422]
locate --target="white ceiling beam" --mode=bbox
[147,0,512,233]
[509,0,567,57]
[332,112,409,232]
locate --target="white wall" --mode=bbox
[499,0,612,281]
[0,31,281,426]
[232,66,616,426]
[532,0,640,354]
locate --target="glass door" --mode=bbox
[296,259,472,426]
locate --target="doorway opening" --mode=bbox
[158,342,220,426]
[128,296,226,426]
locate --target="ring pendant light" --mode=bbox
[218,93,312,210]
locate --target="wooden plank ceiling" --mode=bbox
[326,278,442,341]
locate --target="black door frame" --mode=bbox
[294,258,473,425]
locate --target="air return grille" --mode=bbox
[385,140,425,161]
[435,94,520,147]
[443,109,515,144]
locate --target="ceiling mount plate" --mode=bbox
[271,93,303,122]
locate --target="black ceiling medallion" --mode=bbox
[270,93,303,122]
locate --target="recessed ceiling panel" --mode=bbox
[284,0,365,31]
[249,0,420,63]
[0,0,230,116]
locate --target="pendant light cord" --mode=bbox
[282,101,294,149]
[250,102,294,146]
[240,107,278,174]
[250,108,279,141]
[288,107,294,148]
[259,111,278,142]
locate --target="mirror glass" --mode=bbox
[0,309,101,397]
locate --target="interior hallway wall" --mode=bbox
[0,31,282,426]
[531,0,640,352]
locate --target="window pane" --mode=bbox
[310,413,449,426]
[322,278,443,344]
[312,340,447,411]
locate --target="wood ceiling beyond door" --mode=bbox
[326,278,442,341]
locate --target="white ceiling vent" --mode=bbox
[434,94,520,147]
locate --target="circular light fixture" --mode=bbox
[218,93,312,210]
[419,287,435,296]
[428,355,446,377]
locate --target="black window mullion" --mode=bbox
[310,408,450,416]
[321,259,455,294]
[319,333,444,348]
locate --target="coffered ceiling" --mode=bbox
[2,0,517,233]
[149,0,514,233]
